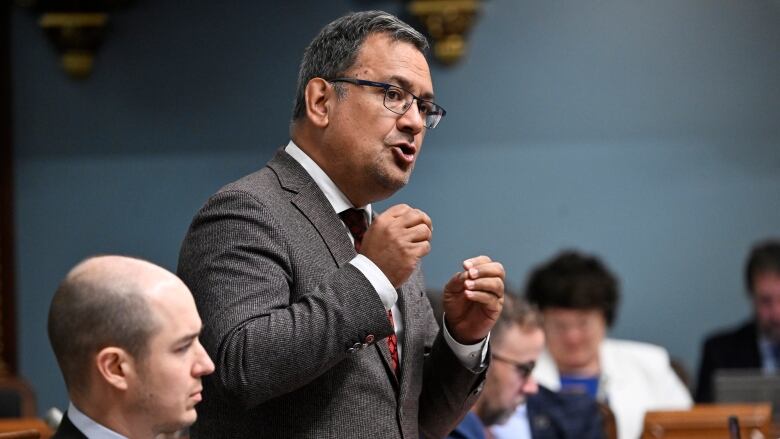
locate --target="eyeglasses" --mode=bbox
[492,353,536,380]
[328,78,447,129]
[544,313,603,336]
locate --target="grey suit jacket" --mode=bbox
[178,149,485,438]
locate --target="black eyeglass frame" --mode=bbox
[327,77,447,129]
[492,352,536,379]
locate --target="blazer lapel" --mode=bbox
[271,153,400,385]
[527,399,549,439]
[373,275,426,393]
[268,149,355,267]
[375,317,400,388]
[397,282,417,393]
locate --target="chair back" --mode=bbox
[0,418,53,439]
[598,401,618,439]
[0,377,35,418]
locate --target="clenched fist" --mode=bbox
[360,204,432,288]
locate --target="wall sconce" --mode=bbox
[407,0,482,65]
[16,0,135,79]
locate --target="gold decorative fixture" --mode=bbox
[407,0,482,65]
[16,0,135,79]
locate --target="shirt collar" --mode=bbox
[758,334,779,371]
[285,140,372,219]
[68,401,128,439]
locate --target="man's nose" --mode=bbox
[194,340,216,376]
[397,101,425,134]
[521,376,539,396]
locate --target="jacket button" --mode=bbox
[352,342,363,350]
[364,334,375,344]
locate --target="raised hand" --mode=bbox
[442,256,505,344]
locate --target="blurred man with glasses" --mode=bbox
[449,295,605,439]
[696,239,780,402]
[178,10,505,439]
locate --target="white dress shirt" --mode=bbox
[758,335,779,373]
[285,140,487,368]
[67,402,127,439]
[491,403,532,439]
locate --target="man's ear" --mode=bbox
[304,78,333,128]
[95,347,134,391]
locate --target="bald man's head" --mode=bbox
[48,255,180,395]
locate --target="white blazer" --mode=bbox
[533,338,692,439]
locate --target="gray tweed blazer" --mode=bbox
[177,149,486,439]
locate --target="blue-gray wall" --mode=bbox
[11,1,780,414]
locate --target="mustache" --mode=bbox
[386,135,414,145]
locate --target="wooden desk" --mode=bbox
[642,403,771,439]
[0,419,52,439]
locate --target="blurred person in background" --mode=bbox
[448,295,604,439]
[696,239,780,402]
[525,250,691,439]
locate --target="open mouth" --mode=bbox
[391,143,417,165]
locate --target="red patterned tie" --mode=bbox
[339,208,368,252]
[386,308,399,373]
[339,208,399,374]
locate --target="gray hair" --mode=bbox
[491,294,543,346]
[48,257,161,395]
[291,10,428,122]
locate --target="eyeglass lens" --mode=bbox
[382,86,443,129]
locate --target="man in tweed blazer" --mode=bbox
[177,10,506,439]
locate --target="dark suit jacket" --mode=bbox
[51,413,88,439]
[178,149,485,438]
[527,386,605,439]
[695,319,762,402]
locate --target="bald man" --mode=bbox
[48,256,215,439]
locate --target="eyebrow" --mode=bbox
[388,75,435,101]
[173,331,201,346]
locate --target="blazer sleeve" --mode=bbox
[177,189,394,409]
[419,293,487,439]
[646,345,693,408]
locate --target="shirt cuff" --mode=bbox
[349,255,397,310]
[442,312,490,370]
